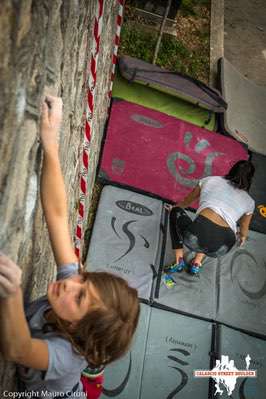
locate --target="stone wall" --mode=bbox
[0,0,117,392]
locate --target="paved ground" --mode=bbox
[224,0,266,86]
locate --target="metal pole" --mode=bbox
[152,0,172,64]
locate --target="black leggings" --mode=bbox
[169,207,236,258]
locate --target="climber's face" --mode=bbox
[47,274,100,323]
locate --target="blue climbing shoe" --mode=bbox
[189,262,202,275]
[164,257,186,273]
[162,273,176,289]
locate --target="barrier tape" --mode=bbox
[75,0,104,258]
[75,0,124,259]
[108,0,125,100]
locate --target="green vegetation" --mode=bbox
[119,20,209,81]
[180,0,210,16]
[119,0,211,82]
[120,24,189,70]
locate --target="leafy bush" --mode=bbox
[180,0,210,16]
[119,23,208,80]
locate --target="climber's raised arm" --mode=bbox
[40,96,77,267]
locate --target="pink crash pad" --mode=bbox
[100,100,248,206]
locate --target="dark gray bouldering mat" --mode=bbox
[217,325,266,399]
[86,186,164,301]
[102,304,151,399]
[249,152,266,234]
[102,304,213,399]
[216,229,266,336]
[153,210,218,320]
[219,57,266,156]
[86,184,266,398]
[87,187,266,337]
[140,307,212,399]
[119,55,227,112]
[153,212,266,337]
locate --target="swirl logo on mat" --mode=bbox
[131,113,164,128]
[116,200,153,216]
[167,132,223,188]
[230,249,266,300]
[103,353,132,397]
[111,217,150,262]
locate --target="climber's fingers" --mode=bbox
[41,101,49,126]
[45,95,63,128]
[0,253,22,298]
[40,96,62,148]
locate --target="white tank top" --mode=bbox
[197,176,255,233]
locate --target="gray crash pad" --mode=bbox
[218,325,266,399]
[154,210,218,321]
[216,229,266,337]
[86,186,164,301]
[102,304,213,399]
[155,218,266,336]
[87,185,266,397]
[119,55,227,113]
[140,307,212,399]
[219,57,266,155]
[87,187,266,337]
[102,304,151,399]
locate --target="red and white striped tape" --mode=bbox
[108,0,125,100]
[75,0,104,258]
[74,0,125,259]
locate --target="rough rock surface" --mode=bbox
[0,0,118,392]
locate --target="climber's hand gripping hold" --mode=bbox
[0,253,22,299]
[40,95,63,150]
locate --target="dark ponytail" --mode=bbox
[225,160,255,191]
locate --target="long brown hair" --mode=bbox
[50,272,140,367]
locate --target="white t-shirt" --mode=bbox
[197,176,255,233]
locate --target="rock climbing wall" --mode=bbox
[0,0,118,392]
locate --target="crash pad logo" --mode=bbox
[167,131,223,188]
[131,113,163,128]
[111,216,150,262]
[111,158,125,175]
[116,200,153,216]
[258,205,266,218]
[194,354,256,396]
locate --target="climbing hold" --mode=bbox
[258,205,266,218]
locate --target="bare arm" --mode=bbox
[0,254,49,369]
[176,185,201,208]
[0,97,76,367]
[165,185,201,212]
[238,213,253,246]
[40,96,77,267]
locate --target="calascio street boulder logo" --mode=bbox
[194,354,257,396]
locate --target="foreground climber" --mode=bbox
[165,160,255,275]
[0,96,140,398]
